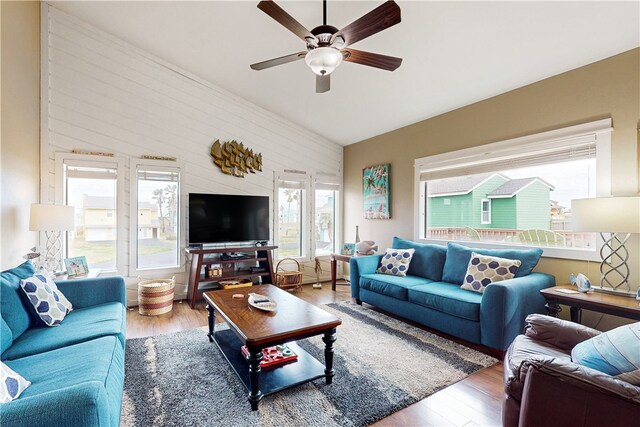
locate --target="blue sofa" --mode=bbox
[350,238,555,350]
[1,261,126,426]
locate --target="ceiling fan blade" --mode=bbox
[258,0,316,42]
[335,0,401,47]
[342,48,402,71]
[316,74,330,93]
[250,51,307,71]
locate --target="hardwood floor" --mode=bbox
[126,282,504,426]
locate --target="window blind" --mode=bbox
[419,140,596,181]
[137,169,179,182]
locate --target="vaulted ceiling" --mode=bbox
[52,1,640,145]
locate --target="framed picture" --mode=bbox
[363,163,390,219]
[64,256,89,276]
[341,243,355,256]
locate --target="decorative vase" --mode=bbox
[355,225,360,243]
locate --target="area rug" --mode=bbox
[121,302,497,427]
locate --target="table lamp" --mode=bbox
[571,196,640,295]
[29,203,75,273]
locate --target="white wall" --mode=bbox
[1,1,40,270]
[42,5,343,303]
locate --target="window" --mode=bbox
[314,179,339,256]
[416,119,612,259]
[481,199,491,224]
[132,164,181,271]
[276,174,307,259]
[61,161,120,271]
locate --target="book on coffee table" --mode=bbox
[241,344,298,369]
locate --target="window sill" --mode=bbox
[417,238,600,262]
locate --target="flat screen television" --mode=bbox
[188,193,270,245]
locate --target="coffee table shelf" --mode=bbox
[213,329,326,396]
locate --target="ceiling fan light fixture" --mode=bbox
[305,47,343,76]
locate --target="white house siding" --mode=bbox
[41,5,342,304]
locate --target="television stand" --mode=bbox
[185,245,277,309]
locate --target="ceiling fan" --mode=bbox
[250,0,402,93]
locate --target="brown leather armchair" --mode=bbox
[503,314,640,427]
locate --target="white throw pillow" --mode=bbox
[376,248,415,277]
[461,252,521,293]
[20,269,73,326]
[0,361,31,403]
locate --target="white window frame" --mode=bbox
[481,199,491,224]
[274,171,311,261]
[55,153,127,276]
[129,159,184,276]
[313,174,341,257]
[414,119,612,261]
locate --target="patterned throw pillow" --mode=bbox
[376,248,415,277]
[461,252,521,293]
[572,322,640,385]
[0,361,31,403]
[20,269,73,326]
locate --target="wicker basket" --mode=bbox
[275,258,303,291]
[138,276,175,316]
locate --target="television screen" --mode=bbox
[188,193,270,244]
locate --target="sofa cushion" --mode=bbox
[0,360,31,403]
[377,248,415,277]
[442,242,543,285]
[20,271,73,327]
[4,336,124,426]
[392,237,447,281]
[1,302,126,360]
[360,273,431,301]
[461,252,521,293]
[407,281,482,321]
[571,322,640,385]
[1,261,36,340]
[1,317,13,355]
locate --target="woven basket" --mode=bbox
[275,258,302,291]
[138,276,175,316]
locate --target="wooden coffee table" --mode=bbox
[203,284,342,411]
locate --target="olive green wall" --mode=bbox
[1,1,40,270]
[344,48,640,329]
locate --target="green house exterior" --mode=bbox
[427,174,553,229]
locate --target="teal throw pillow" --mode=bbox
[572,322,640,385]
[442,242,543,285]
[0,361,31,403]
[377,248,415,277]
[20,269,73,326]
[392,237,447,281]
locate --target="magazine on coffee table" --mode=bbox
[241,344,298,368]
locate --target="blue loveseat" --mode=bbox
[0,261,126,426]
[350,238,555,350]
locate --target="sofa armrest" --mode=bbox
[349,255,383,300]
[518,358,640,427]
[56,276,126,309]
[0,382,111,427]
[480,272,555,350]
[523,313,601,351]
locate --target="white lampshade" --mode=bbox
[29,203,75,231]
[571,196,640,233]
[305,47,343,76]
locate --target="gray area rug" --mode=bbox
[122,302,497,426]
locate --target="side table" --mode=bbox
[540,285,640,323]
[330,254,351,291]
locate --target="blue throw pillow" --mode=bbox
[1,261,37,339]
[392,237,447,281]
[0,361,31,403]
[0,317,12,354]
[442,242,543,285]
[572,323,640,385]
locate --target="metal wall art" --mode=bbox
[210,139,263,177]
